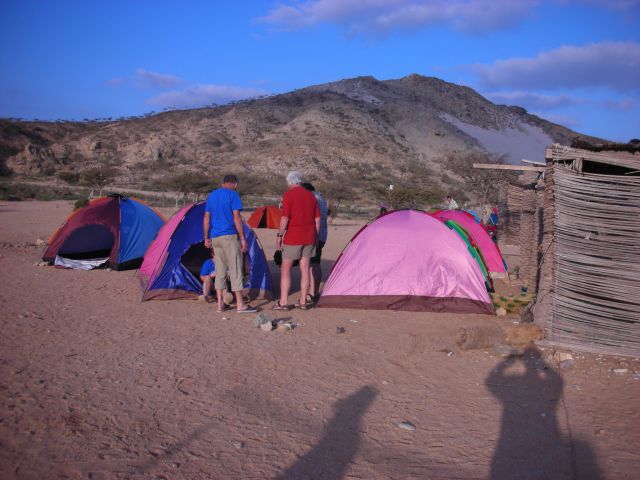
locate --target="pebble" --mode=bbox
[398,421,416,431]
[336,327,346,334]
[559,359,576,370]
[612,368,628,374]
[232,441,244,449]
[496,307,507,316]
[260,321,274,332]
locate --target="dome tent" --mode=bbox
[42,194,165,270]
[317,210,494,314]
[430,209,507,276]
[247,205,282,229]
[139,202,273,301]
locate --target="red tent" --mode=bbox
[247,205,281,229]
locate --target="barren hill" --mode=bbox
[0,74,596,203]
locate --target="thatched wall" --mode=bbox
[534,145,640,356]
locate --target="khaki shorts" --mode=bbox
[282,243,316,261]
[211,234,244,292]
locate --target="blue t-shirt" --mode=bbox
[200,258,216,277]
[205,187,243,238]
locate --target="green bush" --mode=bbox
[74,198,90,210]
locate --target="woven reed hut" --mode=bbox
[533,144,640,356]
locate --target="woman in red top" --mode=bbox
[274,171,320,310]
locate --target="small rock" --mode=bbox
[232,441,244,449]
[398,421,416,431]
[260,321,274,332]
[336,326,346,334]
[254,312,274,328]
[553,351,574,363]
[595,428,605,436]
[276,322,293,332]
[496,307,507,316]
[35,238,46,246]
[612,368,628,374]
[559,359,576,370]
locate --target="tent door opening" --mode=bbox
[58,224,114,260]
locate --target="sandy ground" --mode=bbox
[1,200,639,480]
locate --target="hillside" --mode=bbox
[0,74,596,204]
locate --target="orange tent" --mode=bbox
[247,205,281,229]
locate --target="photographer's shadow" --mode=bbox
[486,348,601,480]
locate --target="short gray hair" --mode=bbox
[286,170,304,186]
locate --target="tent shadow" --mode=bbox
[486,347,602,480]
[274,385,378,480]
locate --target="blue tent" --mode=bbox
[139,202,273,301]
[43,194,165,270]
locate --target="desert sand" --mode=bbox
[1,200,639,479]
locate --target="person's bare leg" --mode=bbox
[216,288,225,311]
[299,256,311,305]
[235,290,246,310]
[280,259,293,305]
[201,276,212,298]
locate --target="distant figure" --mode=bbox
[379,201,390,215]
[488,204,499,241]
[274,171,320,311]
[203,174,257,314]
[329,201,339,224]
[446,195,459,210]
[302,182,328,303]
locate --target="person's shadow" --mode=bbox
[486,348,602,480]
[275,385,377,480]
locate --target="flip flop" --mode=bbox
[237,306,258,314]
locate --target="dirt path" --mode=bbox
[0,200,638,479]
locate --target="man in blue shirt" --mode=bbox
[203,174,257,314]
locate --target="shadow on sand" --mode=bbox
[275,385,377,480]
[486,347,602,480]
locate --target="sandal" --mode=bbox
[237,306,258,314]
[272,301,293,311]
[306,294,316,304]
[295,302,312,311]
[216,304,228,313]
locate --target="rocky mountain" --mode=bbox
[0,74,596,202]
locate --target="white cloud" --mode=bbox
[484,91,583,110]
[474,42,640,92]
[257,0,538,35]
[135,69,183,89]
[106,77,125,87]
[148,84,268,108]
[602,98,637,111]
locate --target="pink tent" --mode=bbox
[430,210,507,275]
[317,210,494,314]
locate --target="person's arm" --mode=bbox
[203,211,211,248]
[232,210,247,253]
[277,215,289,250]
[314,201,320,237]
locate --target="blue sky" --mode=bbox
[1,0,638,142]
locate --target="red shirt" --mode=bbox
[282,186,319,245]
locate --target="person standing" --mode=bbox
[274,171,320,310]
[445,195,459,210]
[302,182,328,303]
[203,174,257,314]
